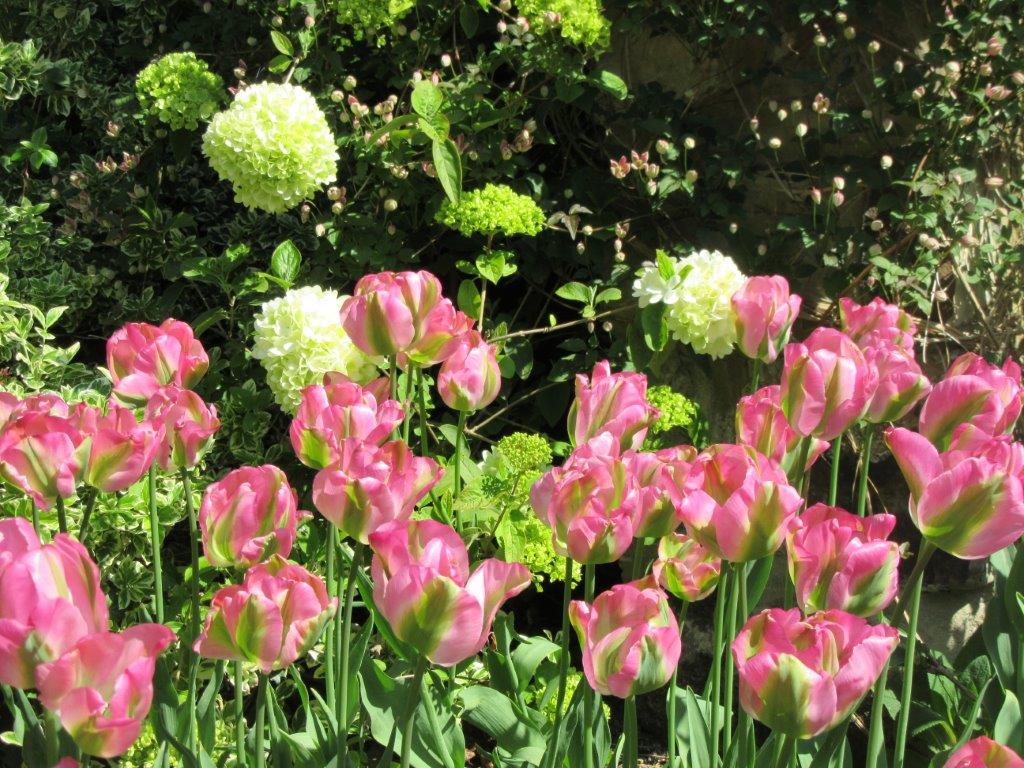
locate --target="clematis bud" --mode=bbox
[736,385,829,477]
[653,533,721,602]
[780,328,877,441]
[36,624,174,758]
[886,426,1024,559]
[73,404,160,493]
[106,319,209,406]
[312,439,441,544]
[194,556,336,673]
[339,270,445,358]
[369,519,530,666]
[145,387,220,471]
[567,360,659,452]
[290,375,402,470]
[437,330,502,412]
[731,275,802,363]
[839,297,918,352]
[862,346,931,423]
[945,737,1024,767]
[678,444,802,562]
[570,580,681,698]
[733,608,898,739]
[199,465,307,569]
[787,504,900,616]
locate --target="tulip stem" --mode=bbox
[546,557,574,766]
[723,561,741,757]
[624,695,638,768]
[325,524,336,713]
[77,489,98,543]
[583,563,596,768]
[709,565,730,767]
[30,503,40,537]
[255,673,267,768]
[55,495,67,534]
[338,542,365,767]
[864,657,890,768]
[148,465,164,624]
[773,734,796,768]
[856,429,874,516]
[737,563,754,761]
[452,411,468,528]
[417,367,431,455]
[828,435,842,506]
[403,367,416,444]
[234,662,246,768]
[181,468,202,755]
[750,358,761,393]
[666,602,689,768]
[43,709,60,767]
[891,540,936,768]
[400,657,430,768]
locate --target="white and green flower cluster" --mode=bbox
[436,183,546,237]
[633,248,746,358]
[203,83,339,213]
[517,0,611,49]
[135,52,225,130]
[251,285,378,412]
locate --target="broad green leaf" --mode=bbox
[432,139,462,204]
[270,30,294,57]
[596,70,629,100]
[411,80,443,118]
[271,239,301,285]
[459,686,545,754]
[640,302,669,351]
[995,690,1022,747]
[555,281,592,304]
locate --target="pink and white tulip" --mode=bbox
[919,353,1023,448]
[652,533,721,602]
[732,608,898,739]
[569,579,681,698]
[677,443,802,562]
[786,504,900,617]
[626,446,697,539]
[73,403,161,493]
[530,434,641,564]
[863,345,931,423]
[437,330,502,412]
[194,556,336,673]
[567,361,659,452]
[199,465,307,569]
[945,737,1024,767]
[839,296,917,352]
[36,623,174,758]
[290,374,403,469]
[735,385,829,477]
[312,439,441,543]
[0,520,108,689]
[731,275,802,363]
[106,319,209,406]
[369,519,530,666]
[781,328,877,441]
[886,426,1024,559]
[145,387,220,471]
[339,270,445,358]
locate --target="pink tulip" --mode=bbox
[145,387,220,471]
[945,737,1024,767]
[200,465,307,569]
[886,426,1024,559]
[0,395,86,510]
[863,345,931,423]
[839,296,917,352]
[194,556,336,673]
[786,503,900,616]
[55,760,81,768]
[732,608,898,739]
[73,403,161,493]
[106,319,209,406]
[677,443,802,562]
[919,353,1023,448]
[339,270,445,357]
[402,301,475,368]
[437,330,502,412]
[652,533,721,602]
[0,521,109,689]
[530,434,641,564]
[732,275,802,363]
[36,623,174,758]
[312,439,441,543]
[780,328,877,441]
[569,579,681,698]
[567,361,659,452]
[735,385,829,477]
[0,392,69,427]
[369,519,530,666]
[626,446,697,539]
[290,374,403,469]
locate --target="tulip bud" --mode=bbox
[653,533,721,602]
[567,360,658,452]
[945,737,1024,767]
[731,275,802,364]
[437,331,501,412]
[106,319,209,406]
[145,387,220,471]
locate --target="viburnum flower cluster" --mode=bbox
[436,183,547,237]
[135,51,225,130]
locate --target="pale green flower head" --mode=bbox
[203,83,339,213]
[436,184,546,237]
[517,0,611,49]
[334,0,416,40]
[251,285,379,412]
[136,52,225,130]
[644,385,708,449]
[496,432,553,475]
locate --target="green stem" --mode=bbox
[43,709,60,767]
[416,367,431,455]
[709,566,730,766]
[723,563,739,757]
[389,356,398,402]
[624,695,638,768]
[338,543,365,766]
[790,436,813,490]
[55,495,67,534]
[856,429,874,516]
[148,465,164,624]
[255,673,267,768]
[864,656,890,768]
[181,468,201,755]
[325,524,336,713]
[77,489,98,543]
[452,411,468,529]
[737,563,753,762]
[400,658,430,768]
[750,358,762,393]
[774,734,796,768]
[666,603,689,768]
[892,541,937,768]
[235,662,247,768]
[828,434,843,506]
[546,557,574,764]
[31,504,40,537]
[583,563,597,768]
[403,367,416,444]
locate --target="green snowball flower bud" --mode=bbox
[496,433,553,475]
[135,52,226,131]
[516,0,611,48]
[436,184,546,237]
